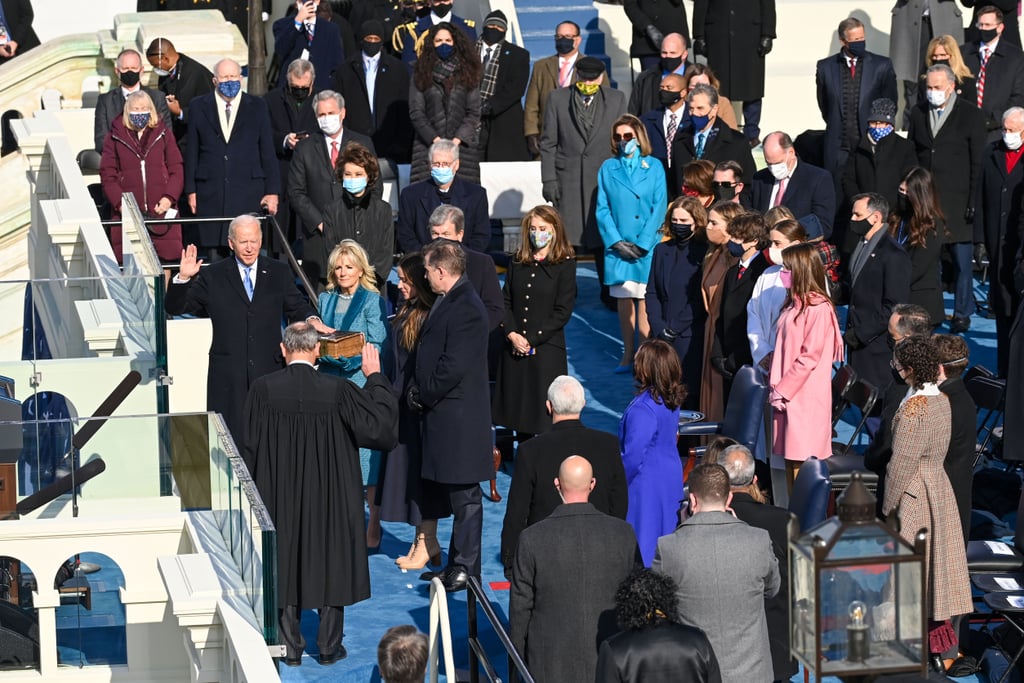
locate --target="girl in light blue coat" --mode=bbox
[596,114,668,373]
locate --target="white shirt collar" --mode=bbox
[289,359,316,368]
[558,53,578,68]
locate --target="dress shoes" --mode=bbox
[949,316,971,333]
[319,645,347,665]
[283,657,302,667]
[441,566,470,592]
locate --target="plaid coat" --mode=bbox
[883,389,973,621]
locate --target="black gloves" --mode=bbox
[843,328,863,350]
[526,135,541,157]
[710,356,734,380]
[659,328,679,342]
[406,385,424,412]
[610,241,644,261]
[758,36,773,57]
[645,24,664,48]
[542,180,560,203]
[964,206,976,222]
[692,38,707,57]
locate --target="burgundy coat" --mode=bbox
[99,119,184,262]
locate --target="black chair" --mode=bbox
[831,364,858,428]
[827,378,880,493]
[975,592,1024,683]
[967,487,1024,574]
[678,365,768,454]
[966,374,1006,466]
[789,457,831,532]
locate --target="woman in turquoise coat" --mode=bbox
[317,239,389,548]
[596,114,668,373]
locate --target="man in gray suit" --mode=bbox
[540,55,626,307]
[510,456,639,683]
[653,463,779,683]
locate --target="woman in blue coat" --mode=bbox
[317,239,389,548]
[620,340,687,566]
[596,114,668,373]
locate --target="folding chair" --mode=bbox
[831,364,858,428]
[967,487,1024,575]
[827,378,879,493]
[966,375,1006,467]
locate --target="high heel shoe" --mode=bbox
[395,537,418,565]
[397,522,442,570]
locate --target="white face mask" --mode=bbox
[153,67,171,77]
[1005,130,1023,150]
[769,161,789,181]
[768,246,785,265]
[926,89,949,108]
[317,114,342,135]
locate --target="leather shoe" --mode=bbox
[283,657,302,667]
[319,645,347,665]
[442,566,469,592]
[950,316,971,333]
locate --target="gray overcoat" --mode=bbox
[889,0,964,82]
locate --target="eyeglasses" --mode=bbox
[712,181,738,188]
[431,161,454,168]
[612,132,635,142]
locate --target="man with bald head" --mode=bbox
[628,33,689,116]
[145,37,214,149]
[640,72,689,187]
[510,455,639,683]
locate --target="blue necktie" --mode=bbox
[696,132,706,159]
[243,266,254,301]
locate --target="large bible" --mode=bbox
[318,331,365,358]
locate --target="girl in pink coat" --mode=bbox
[769,243,845,488]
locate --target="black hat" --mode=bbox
[359,20,385,41]
[868,98,896,125]
[575,56,605,80]
[483,10,507,31]
[797,214,824,240]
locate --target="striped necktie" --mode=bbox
[978,45,989,109]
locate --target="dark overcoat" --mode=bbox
[155,52,214,148]
[596,622,722,683]
[408,79,481,183]
[975,140,1024,326]
[320,188,395,284]
[272,15,346,91]
[395,177,491,253]
[840,132,918,210]
[0,0,39,66]
[940,377,977,542]
[1003,299,1024,460]
[889,0,963,82]
[670,117,756,199]
[692,0,776,101]
[623,0,690,60]
[479,40,531,162]
[961,39,1024,136]
[333,52,413,162]
[94,86,173,152]
[712,252,770,375]
[750,160,837,239]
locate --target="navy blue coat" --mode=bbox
[184,92,281,247]
[273,16,346,91]
[396,177,491,253]
[750,160,837,239]
[414,278,493,484]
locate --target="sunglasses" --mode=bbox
[612,132,636,142]
[712,181,737,188]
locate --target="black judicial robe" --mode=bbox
[242,363,398,609]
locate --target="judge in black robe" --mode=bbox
[242,323,398,664]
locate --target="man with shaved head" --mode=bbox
[629,33,689,116]
[640,71,690,187]
[510,455,640,683]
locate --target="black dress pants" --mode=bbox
[446,483,483,577]
[279,604,344,660]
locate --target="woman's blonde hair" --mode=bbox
[925,35,973,83]
[122,90,159,130]
[326,239,379,293]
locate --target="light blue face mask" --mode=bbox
[343,177,368,194]
[431,166,455,185]
[618,138,638,156]
[217,79,242,99]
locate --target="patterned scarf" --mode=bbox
[432,54,460,93]
[478,40,502,102]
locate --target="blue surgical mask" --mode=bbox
[431,166,455,185]
[128,112,151,129]
[868,124,894,143]
[618,138,638,156]
[435,43,454,60]
[726,240,746,257]
[343,177,368,194]
[690,114,710,132]
[217,79,242,99]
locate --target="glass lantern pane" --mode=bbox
[791,546,817,665]
[826,524,916,561]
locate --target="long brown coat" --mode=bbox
[883,390,973,621]
[699,244,737,421]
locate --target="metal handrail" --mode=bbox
[466,576,535,683]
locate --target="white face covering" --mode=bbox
[926,89,949,108]
[318,114,342,135]
[1005,130,1023,150]
[768,246,785,265]
[769,161,789,181]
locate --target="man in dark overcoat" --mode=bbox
[475,11,531,162]
[145,37,214,151]
[934,334,977,542]
[623,0,690,71]
[243,322,398,666]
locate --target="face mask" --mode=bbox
[432,2,451,17]
[849,217,873,236]
[769,161,790,180]
[768,246,785,265]
[926,89,949,108]
[576,81,600,96]
[886,334,898,351]
[431,166,455,185]
[435,43,454,60]
[217,79,242,99]
[931,57,950,67]
[659,89,681,107]
[1005,130,1024,150]
[690,114,710,132]
[343,177,368,194]
[979,27,999,44]
[660,55,682,73]
[618,139,638,156]
[362,40,382,57]
[669,222,693,242]
[119,70,141,87]
[845,40,866,58]
[726,240,746,257]
[318,114,342,135]
[482,26,505,45]
[415,5,431,18]
[896,193,910,214]
[868,124,894,143]
[529,230,553,249]
[713,184,736,201]
[128,112,151,129]
[779,269,793,289]
[555,37,575,55]
[289,85,309,101]
[153,67,171,77]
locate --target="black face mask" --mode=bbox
[659,89,681,107]
[713,184,736,201]
[482,26,505,46]
[931,57,950,66]
[896,193,910,214]
[119,70,141,87]
[416,5,431,18]
[845,40,867,58]
[362,39,382,57]
[849,217,873,236]
[887,334,898,351]
[288,85,309,101]
[979,27,999,44]
[431,2,451,17]
[669,222,693,243]
[555,37,575,55]
[660,55,682,73]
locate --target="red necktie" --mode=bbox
[737,265,747,280]
[978,46,989,109]
[850,59,856,79]
[330,140,339,167]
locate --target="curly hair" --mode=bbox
[726,211,768,248]
[661,195,708,237]
[932,333,970,379]
[614,568,680,631]
[633,339,687,410]
[894,335,940,388]
[413,23,482,92]
[336,142,380,187]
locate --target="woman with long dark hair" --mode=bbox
[409,23,482,183]
[493,205,577,436]
[768,243,845,488]
[889,166,945,325]
[620,340,687,566]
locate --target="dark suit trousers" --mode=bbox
[446,483,483,576]
[280,604,344,660]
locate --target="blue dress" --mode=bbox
[620,391,683,566]
[318,286,389,485]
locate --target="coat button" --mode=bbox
[525,306,529,311]
[527,283,532,288]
